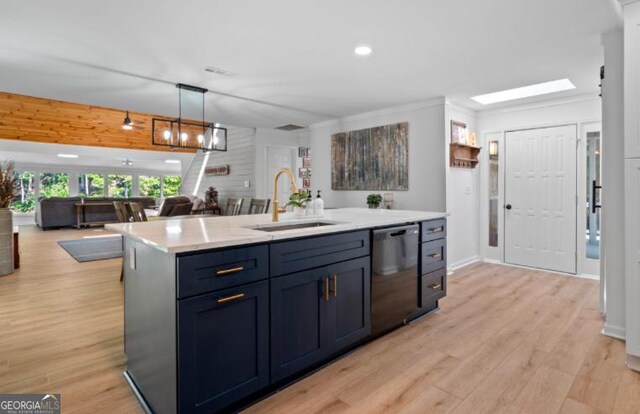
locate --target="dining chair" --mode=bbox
[225,198,244,216]
[248,198,271,214]
[128,202,148,222]
[113,201,130,223]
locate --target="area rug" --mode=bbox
[58,235,123,263]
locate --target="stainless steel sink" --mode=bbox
[251,221,336,232]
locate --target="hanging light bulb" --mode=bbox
[122,111,134,130]
[197,134,204,144]
[163,130,171,140]
[181,132,188,141]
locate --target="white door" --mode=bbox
[266,146,296,210]
[504,125,577,274]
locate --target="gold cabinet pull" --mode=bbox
[324,277,330,301]
[217,293,245,303]
[429,227,443,233]
[429,283,442,290]
[216,266,244,276]
[430,253,442,259]
[333,275,337,298]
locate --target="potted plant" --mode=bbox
[367,193,382,209]
[288,191,311,218]
[0,161,16,276]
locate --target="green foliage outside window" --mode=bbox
[108,174,132,198]
[39,172,70,198]
[78,173,105,197]
[140,176,161,199]
[163,175,181,197]
[12,171,35,212]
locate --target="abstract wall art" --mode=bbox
[331,122,409,191]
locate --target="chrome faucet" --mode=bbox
[272,168,298,222]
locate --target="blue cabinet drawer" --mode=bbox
[420,268,446,307]
[177,245,268,298]
[421,238,446,274]
[421,219,446,242]
[270,230,369,276]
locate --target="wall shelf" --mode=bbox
[449,143,481,168]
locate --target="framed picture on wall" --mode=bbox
[303,178,311,188]
[302,157,311,168]
[450,120,467,144]
[299,168,311,178]
[298,147,309,157]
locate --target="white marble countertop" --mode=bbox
[105,208,447,254]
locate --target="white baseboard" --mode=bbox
[447,256,480,275]
[575,273,600,281]
[627,354,640,372]
[602,323,626,340]
[479,259,595,280]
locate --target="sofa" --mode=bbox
[35,197,156,230]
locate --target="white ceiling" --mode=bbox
[0,0,621,128]
[0,139,191,172]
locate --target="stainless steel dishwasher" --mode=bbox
[371,224,420,337]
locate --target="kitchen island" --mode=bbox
[107,208,447,414]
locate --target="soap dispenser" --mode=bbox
[315,190,324,216]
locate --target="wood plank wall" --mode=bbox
[181,126,257,211]
[0,91,193,153]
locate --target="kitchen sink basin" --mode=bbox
[251,221,337,232]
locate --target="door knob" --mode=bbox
[505,204,512,210]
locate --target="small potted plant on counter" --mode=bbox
[367,193,382,209]
[288,191,312,218]
[0,161,16,276]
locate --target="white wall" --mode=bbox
[477,96,602,266]
[446,102,481,270]
[308,98,446,211]
[181,126,257,213]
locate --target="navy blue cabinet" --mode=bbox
[327,257,371,353]
[178,280,270,413]
[270,267,331,383]
[271,257,371,383]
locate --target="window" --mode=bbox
[488,140,499,247]
[12,171,35,212]
[108,174,132,198]
[39,172,69,198]
[78,173,105,197]
[139,176,161,199]
[162,175,182,197]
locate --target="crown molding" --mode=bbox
[309,96,446,130]
[619,0,640,5]
[476,92,600,118]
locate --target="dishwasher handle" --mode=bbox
[373,224,420,240]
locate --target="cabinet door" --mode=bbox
[178,280,269,414]
[327,257,371,353]
[271,267,331,383]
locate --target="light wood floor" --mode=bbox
[1,226,639,414]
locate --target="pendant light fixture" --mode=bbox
[122,111,134,130]
[151,83,227,152]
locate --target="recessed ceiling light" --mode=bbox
[165,159,181,164]
[471,79,576,105]
[354,45,372,56]
[57,154,78,158]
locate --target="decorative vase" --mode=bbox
[0,208,13,276]
[368,204,379,209]
[293,207,305,218]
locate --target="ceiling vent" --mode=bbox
[275,124,306,131]
[204,66,233,76]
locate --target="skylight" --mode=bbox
[471,79,576,105]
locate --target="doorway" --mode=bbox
[504,124,578,274]
[581,123,601,276]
